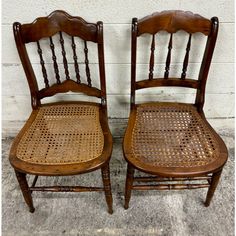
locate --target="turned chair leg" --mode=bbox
[101,163,113,214]
[124,163,135,209]
[15,170,35,213]
[205,169,222,207]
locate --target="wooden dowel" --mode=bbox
[133,183,209,190]
[30,186,104,192]
[31,175,38,187]
[84,41,92,87]
[59,31,70,80]
[36,41,49,88]
[148,34,155,80]
[134,176,211,182]
[164,33,173,79]
[30,175,38,193]
[181,34,192,79]
[71,36,81,83]
[49,37,60,84]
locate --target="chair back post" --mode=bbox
[195,17,219,112]
[97,21,107,109]
[131,18,138,110]
[13,22,40,109]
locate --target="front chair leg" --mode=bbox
[15,170,35,213]
[124,163,135,209]
[205,169,222,207]
[101,163,113,214]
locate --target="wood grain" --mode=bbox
[137,10,211,36]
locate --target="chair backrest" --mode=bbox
[13,10,107,109]
[130,10,219,111]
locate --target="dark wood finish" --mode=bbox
[132,175,210,190]
[181,34,192,79]
[36,41,49,88]
[124,164,135,209]
[135,78,199,89]
[84,40,92,87]
[13,10,107,104]
[31,175,38,188]
[137,10,212,36]
[97,21,107,107]
[130,18,138,109]
[20,10,98,43]
[205,169,222,206]
[148,34,155,80]
[15,170,35,213]
[13,22,40,109]
[132,184,210,190]
[59,31,70,80]
[124,10,227,209]
[30,186,104,192]
[38,79,101,99]
[101,164,113,214]
[134,176,211,182]
[196,17,219,112]
[130,11,219,107]
[30,175,38,193]
[164,33,173,79]
[10,11,113,214]
[71,36,81,83]
[49,37,61,84]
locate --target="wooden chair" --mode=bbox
[9,10,113,214]
[123,10,228,209]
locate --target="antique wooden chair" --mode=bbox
[9,10,113,214]
[123,10,228,209]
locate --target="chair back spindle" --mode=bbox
[164,33,173,79]
[148,34,155,80]
[49,36,61,84]
[71,36,81,83]
[36,41,49,88]
[59,31,70,80]
[181,34,192,80]
[84,41,92,87]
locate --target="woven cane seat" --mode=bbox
[16,104,104,165]
[124,103,226,173]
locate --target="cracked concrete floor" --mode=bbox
[2,128,234,236]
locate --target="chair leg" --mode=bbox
[101,163,113,214]
[204,169,222,207]
[15,170,35,213]
[124,163,135,209]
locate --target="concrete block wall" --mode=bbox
[2,0,234,135]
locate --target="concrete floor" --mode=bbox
[2,123,234,236]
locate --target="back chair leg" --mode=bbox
[205,169,222,207]
[101,163,113,214]
[15,170,35,213]
[124,163,135,209]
